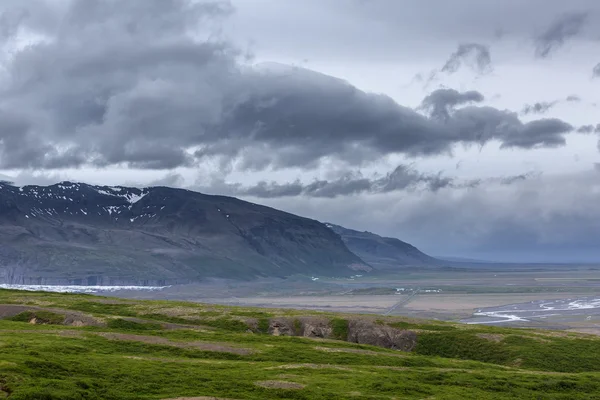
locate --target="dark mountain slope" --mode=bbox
[0,182,369,285]
[324,223,441,268]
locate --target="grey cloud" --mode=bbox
[226,0,600,64]
[441,43,492,75]
[0,1,576,172]
[521,101,557,115]
[500,118,572,149]
[415,43,492,88]
[240,165,453,198]
[122,172,186,188]
[420,89,484,120]
[147,172,186,188]
[521,95,585,115]
[196,166,537,199]
[594,63,600,78]
[535,12,588,58]
[256,169,600,262]
[576,124,600,134]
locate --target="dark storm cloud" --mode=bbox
[441,43,492,75]
[0,1,576,171]
[534,12,588,58]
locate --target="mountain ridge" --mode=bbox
[324,223,441,268]
[0,181,370,285]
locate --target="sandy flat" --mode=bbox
[404,293,586,313]
[216,295,404,313]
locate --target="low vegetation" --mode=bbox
[2,288,600,399]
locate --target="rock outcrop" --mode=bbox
[265,317,417,352]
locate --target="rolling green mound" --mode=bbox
[1,289,600,399]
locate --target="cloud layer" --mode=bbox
[0,0,576,173]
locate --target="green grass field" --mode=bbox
[1,288,600,399]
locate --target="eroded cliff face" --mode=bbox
[0,181,370,283]
[263,316,418,352]
[0,305,418,353]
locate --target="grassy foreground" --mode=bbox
[1,289,600,399]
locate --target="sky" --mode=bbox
[1,0,600,262]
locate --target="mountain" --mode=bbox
[324,223,440,268]
[0,182,370,285]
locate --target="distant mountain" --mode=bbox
[324,223,440,268]
[0,182,370,285]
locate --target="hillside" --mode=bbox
[0,182,369,285]
[325,223,440,268]
[1,289,600,399]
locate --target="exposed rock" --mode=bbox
[0,304,103,326]
[255,380,305,389]
[265,316,416,352]
[347,319,417,351]
[299,317,332,338]
[268,318,297,336]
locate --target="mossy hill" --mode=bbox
[1,288,600,399]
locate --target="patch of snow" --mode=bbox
[0,284,170,294]
[95,188,116,197]
[125,191,148,204]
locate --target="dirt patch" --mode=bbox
[0,304,103,327]
[566,328,600,336]
[255,380,305,389]
[123,356,233,365]
[94,332,254,355]
[120,317,213,331]
[266,363,352,371]
[314,346,407,358]
[476,333,504,343]
[0,329,84,337]
[88,299,137,305]
[138,306,203,318]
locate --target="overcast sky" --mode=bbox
[1,0,600,262]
